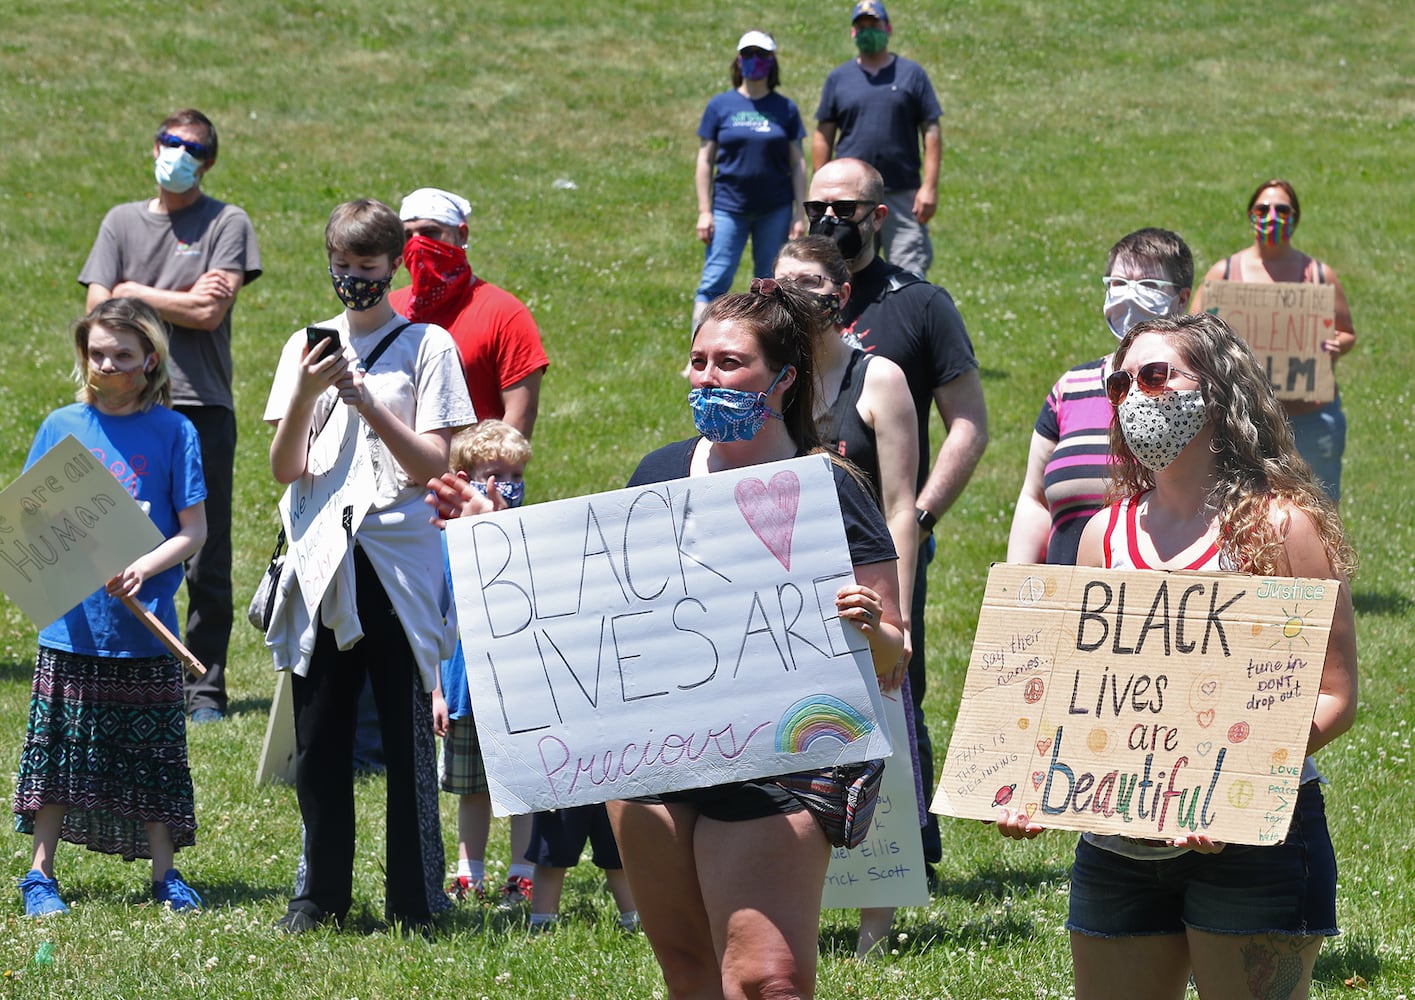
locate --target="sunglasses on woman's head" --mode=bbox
[1105,361,1202,406]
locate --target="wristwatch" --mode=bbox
[916,508,937,535]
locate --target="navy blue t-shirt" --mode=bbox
[699,89,806,215]
[815,56,942,191]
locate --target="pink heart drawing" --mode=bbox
[1031,771,1044,789]
[735,471,801,571]
[1035,737,1053,756]
[1196,708,1216,728]
[1322,317,1334,327]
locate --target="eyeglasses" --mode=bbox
[155,131,213,160]
[803,200,876,223]
[776,273,832,290]
[1102,275,1178,293]
[1105,361,1202,406]
[1250,202,1294,219]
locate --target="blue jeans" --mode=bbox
[695,202,794,303]
[1289,395,1345,502]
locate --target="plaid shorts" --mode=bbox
[440,715,489,796]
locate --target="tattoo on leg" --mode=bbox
[1241,936,1315,1000]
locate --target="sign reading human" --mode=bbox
[445,455,893,815]
[932,563,1339,846]
[0,434,164,628]
[1201,281,1337,403]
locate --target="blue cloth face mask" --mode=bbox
[688,366,789,443]
[154,145,202,194]
[470,478,526,508]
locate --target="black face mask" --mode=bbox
[808,214,865,262]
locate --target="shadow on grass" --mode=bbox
[228,695,275,717]
[1313,931,1381,987]
[1352,589,1412,616]
[979,365,1010,382]
[0,659,35,683]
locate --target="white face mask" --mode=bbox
[1104,283,1180,339]
[155,145,202,193]
[1117,388,1207,472]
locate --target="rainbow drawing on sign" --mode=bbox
[775,694,873,753]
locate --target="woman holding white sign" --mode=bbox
[615,282,904,999]
[1189,179,1356,502]
[999,312,1357,1000]
[14,298,208,916]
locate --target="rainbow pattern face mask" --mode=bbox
[1250,212,1294,246]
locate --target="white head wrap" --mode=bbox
[398,188,471,226]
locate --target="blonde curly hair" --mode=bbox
[1107,313,1353,578]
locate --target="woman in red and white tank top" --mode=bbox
[1000,313,1357,1000]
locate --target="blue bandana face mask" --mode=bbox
[688,366,789,443]
[330,269,393,311]
[470,479,526,508]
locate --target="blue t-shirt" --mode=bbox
[815,56,942,191]
[439,532,472,720]
[698,89,805,215]
[29,403,206,657]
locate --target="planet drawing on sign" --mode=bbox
[775,694,873,753]
[992,783,1017,807]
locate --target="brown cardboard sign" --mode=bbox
[931,563,1339,846]
[1201,281,1336,403]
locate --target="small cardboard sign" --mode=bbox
[932,563,1339,846]
[279,405,377,617]
[823,688,929,909]
[445,454,893,815]
[0,434,164,628]
[1201,281,1337,403]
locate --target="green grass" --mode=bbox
[1,0,1412,996]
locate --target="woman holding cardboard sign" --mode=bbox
[1189,179,1356,502]
[998,312,1357,1000]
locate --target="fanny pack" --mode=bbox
[774,759,885,848]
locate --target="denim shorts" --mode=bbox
[1067,782,1338,938]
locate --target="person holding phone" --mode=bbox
[263,199,475,934]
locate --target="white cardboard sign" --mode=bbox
[823,688,929,909]
[446,454,894,815]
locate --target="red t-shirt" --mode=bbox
[389,277,547,421]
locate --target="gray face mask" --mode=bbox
[1103,282,1180,339]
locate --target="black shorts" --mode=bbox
[633,777,807,823]
[527,804,623,869]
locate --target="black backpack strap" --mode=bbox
[360,321,413,371]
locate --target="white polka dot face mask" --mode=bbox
[1117,388,1207,471]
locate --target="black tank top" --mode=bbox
[822,350,882,492]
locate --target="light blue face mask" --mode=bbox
[470,478,526,508]
[154,145,202,194]
[688,366,789,443]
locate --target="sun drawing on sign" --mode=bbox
[1269,604,1312,650]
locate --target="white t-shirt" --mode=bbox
[263,312,477,689]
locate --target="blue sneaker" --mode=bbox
[153,869,203,911]
[19,869,68,917]
[189,708,224,724]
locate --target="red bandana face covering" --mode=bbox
[403,234,473,322]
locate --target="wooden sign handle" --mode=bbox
[120,595,206,678]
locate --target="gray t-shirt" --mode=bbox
[79,195,262,409]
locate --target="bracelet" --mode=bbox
[916,508,937,534]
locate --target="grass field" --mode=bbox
[1,0,1412,997]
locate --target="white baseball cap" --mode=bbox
[736,30,776,53]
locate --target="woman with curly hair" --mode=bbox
[999,312,1357,1000]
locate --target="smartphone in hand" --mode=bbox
[305,326,342,362]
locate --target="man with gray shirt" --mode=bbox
[80,108,262,723]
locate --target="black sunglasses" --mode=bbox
[1250,202,1294,219]
[156,131,213,161]
[803,200,876,223]
[1105,361,1202,406]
